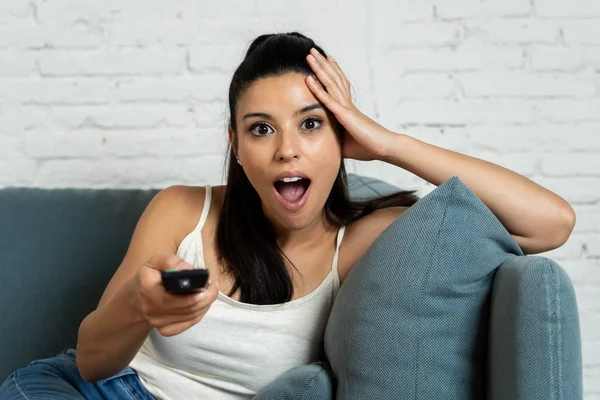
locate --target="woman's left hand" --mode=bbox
[305,47,397,162]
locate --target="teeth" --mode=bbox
[279,177,303,183]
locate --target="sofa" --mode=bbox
[0,173,583,399]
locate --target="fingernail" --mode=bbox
[307,54,316,62]
[197,292,206,300]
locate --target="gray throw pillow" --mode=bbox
[324,176,524,399]
[252,361,334,400]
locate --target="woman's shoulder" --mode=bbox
[338,206,410,283]
[161,184,226,209]
[155,184,226,247]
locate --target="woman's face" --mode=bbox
[230,72,342,231]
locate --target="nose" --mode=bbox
[274,127,300,162]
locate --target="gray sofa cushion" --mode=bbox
[488,256,583,399]
[324,176,524,399]
[347,174,403,200]
[252,362,334,400]
[0,186,159,382]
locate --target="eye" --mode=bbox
[301,117,323,131]
[249,122,274,137]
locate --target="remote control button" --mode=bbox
[180,279,191,288]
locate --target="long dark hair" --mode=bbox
[216,32,420,305]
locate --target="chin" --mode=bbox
[277,213,312,231]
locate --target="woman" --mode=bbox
[0,31,575,399]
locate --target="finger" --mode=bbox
[162,279,219,315]
[162,281,220,325]
[146,253,193,272]
[157,312,207,336]
[305,74,343,114]
[144,284,215,325]
[309,59,346,103]
[309,48,346,92]
[154,274,216,314]
[151,303,208,327]
[307,50,347,102]
[156,290,206,315]
[139,264,197,300]
[307,54,346,101]
[327,55,352,99]
[140,258,198,307]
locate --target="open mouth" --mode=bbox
[273,177,311,211]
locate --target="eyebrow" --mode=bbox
[241,103,324,121]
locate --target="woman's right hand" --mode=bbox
[133,253,220,337]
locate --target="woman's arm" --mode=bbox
[76,277,153,382]
[381,134,576,255]
[303,48,575,255]
[76,186,200,382]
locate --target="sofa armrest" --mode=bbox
[488,255,583,400]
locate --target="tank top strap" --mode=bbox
[193,185,212,270]
[331,225,346,292]
[196,185,212,231]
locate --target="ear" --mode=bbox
[228,124,234,145]
[228,124,237,156]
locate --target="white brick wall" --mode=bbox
[0,0,598,396]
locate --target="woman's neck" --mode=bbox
[272,212,338,251]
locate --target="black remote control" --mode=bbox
[161,269,209,294]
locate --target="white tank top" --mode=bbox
[129,185,346,400]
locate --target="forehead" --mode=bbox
[237,73,319,114]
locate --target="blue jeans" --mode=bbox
[0,348,156,399]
